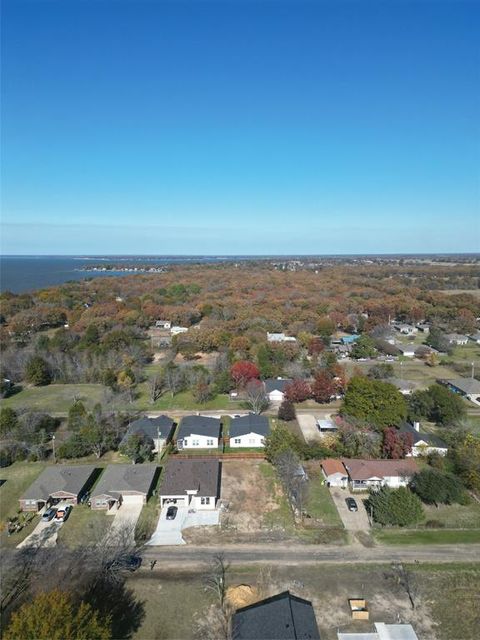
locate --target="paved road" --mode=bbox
[141,543,480,567]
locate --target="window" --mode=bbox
[192,439,200,446]
[234,438,241,444]
[248,438,255,444]
[206,439,214,446]
[201,497,210,505]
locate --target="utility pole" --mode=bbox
[51,434,56,463]
[157,425,161,464]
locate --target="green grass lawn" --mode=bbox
[56,504,111,548]
[374,528,480,545]
[135,497,160,544]
[306,477,344,527]
[421,501,480,529]
[259,462,295,531]
[133,387,236,411]
[1,383,107,413]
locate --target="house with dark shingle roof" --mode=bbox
[441,377,480,406]
[342,458,418,492]
[19,465,97,512]
[231,591,321,639]
[229,414,270,448]
[121,415,174,453]
[159,459,220,510]
[264,378,293,403]
[176,415,221,449]
[399,422,448,457]
[90,464,158,510]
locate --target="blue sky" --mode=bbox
[1,0,479,255]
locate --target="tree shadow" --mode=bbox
[86,579,145,639]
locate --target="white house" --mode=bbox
[399,422,448,457]
[343,458,419,491]
[264,378,293,403]
[267,332,297,343]
[155,320,171,329]
[469,332,480,344]
[443,377,480,407]
[338,622,418,640]
[176,415,221,449]
[321,459,348,488]
[445,333,469,346]
[159,459,220,510]
[396,344,417,358]
[394,324,418,336]
[229,414,270,448]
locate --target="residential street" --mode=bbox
[141,543,480,567]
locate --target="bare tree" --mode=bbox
[199,553,232,640]
[245,380,269,414]
[387,562,418,610]
[205,552,230,608]
[274,450,308,521]
[148,375,164,404]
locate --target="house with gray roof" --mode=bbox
[264,378,293,403]
[121,415,174,453]
[441,377,480,406]
[231,591,321,639]
[230,414,270,448]
[399,422,448,457]
[176,415,221,450]
[19,465,97,512]
[159,459,220,510]
[388,378,417,395]
[445,333,469,346]
[90,464,158,510]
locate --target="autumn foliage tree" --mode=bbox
[311,371,336,404]
[3,590,111,640]
[285,379,311,403]
[230,360,260,388]
[382,427,414,459]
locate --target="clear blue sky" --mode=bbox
[1,0,479,255]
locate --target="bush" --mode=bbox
[411,468,466,505]
[425,519,445,529]
[278,400,296,421]
[366,486,424,527]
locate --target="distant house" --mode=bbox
[338,622,418,640]
[399,422,448,457]
[19,465,97,512]
[416,323,430,334]
[441,377,480,406]
[341,334,359,345]
[121,415,174,453]
[176,415,221,449]
[321,459,348,488]
[231,591,321,640]
[394,323,418,336]
[229,414,270,448]
[170,326,189,336]
[90,464,158,510]
[333,343,352,358]
[388,377,416,395]
[267,332,297,343]
[396,344,417,358]
[155,320,171,329]
[264,378,293,403]
[445,333,469,346]
[469,332,480,344]
[159,459,220,510]
[342,458,418,491]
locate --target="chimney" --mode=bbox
[413,421,420,432]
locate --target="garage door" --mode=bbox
[122,494,143,505]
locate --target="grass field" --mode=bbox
[56,504,111,548]
[259,462,295,531]
[422,501,480,529]
[1,383,107,413]
[306,475,343,527]
[374,528,480,545]
[134,386,236,411]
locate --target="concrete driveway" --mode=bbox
[17,519,62,549]
[109,503,144,544]
[297,414,322,442]
[329,487,370,531]
[147,506,188,546]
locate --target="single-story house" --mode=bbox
[267,332,297,343]
[159,459,220,510]
[176,415,221,449]
[321,459,348,488]
[342,458,418,492]
[170,326,188,335]
[333,343,352,358]
[399,422,448,457]
[441,377,480,406]
[19,465,97,512]
[231,591,320,640]
[394,323,418,335]
[229,414,270,448]
[121,415,174,453]
[264,378,293,403]
[90,464,158,510]
[155,320,171,329]
[416,323,430,333]
[445,333,469,346]
[469,332,480,344]
[396,344,417,358]
[388,377,416,395]
[317,418,338,434]
[338,622,418,640]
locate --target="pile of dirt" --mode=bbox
[226,584,259,609]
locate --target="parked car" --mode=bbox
[123,555,142,572]
[80,492,90,504]
[41,508,57,522]
[346,498,358,512]
[55,505,72,522]
[166,506,178,520]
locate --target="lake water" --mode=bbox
[0,255,255,293]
